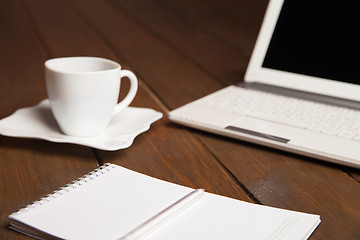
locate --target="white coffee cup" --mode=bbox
[45,57,138,137]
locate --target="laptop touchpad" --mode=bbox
[225,116,297,143]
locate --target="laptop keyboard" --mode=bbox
[197,86,360,141]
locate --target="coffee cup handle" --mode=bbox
[114,70,138,114]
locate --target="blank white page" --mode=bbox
[9,164,320,240]
[9,164,192,240]
[147,193,320,240]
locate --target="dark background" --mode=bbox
[263,0,360,84]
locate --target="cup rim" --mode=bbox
[45,56,121,74]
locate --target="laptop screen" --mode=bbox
[262,0,360,85]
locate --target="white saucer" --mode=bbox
[0,100,163,151]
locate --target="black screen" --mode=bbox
[262,0,360,85]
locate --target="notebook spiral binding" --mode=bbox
[11,163,116,216]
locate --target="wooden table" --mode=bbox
[1,0,360,239]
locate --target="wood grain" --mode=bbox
[107,0,249,86]
[197,133,360,239]
[72,0,359,239]
[1,0,359,239]
[70,0,226,110]
[0,1,97,239]
[161,0,269,57]
[24,0,252,198]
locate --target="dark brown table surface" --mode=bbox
[1,0,360,239]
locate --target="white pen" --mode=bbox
[120,189,205,240]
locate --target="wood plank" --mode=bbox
[69,0,225,110]
[0,1,47,117]
[0,1,97,239]
[151,0,360,184]
[94,87,253,199]
[160,0,360,179]
[196,133,360,239]
[347,170,360,183]
[159,0,269,56]
[22,1,118,59]
[25,0,252,200]
[108,0,248,86]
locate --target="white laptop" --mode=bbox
[169,0,360,169]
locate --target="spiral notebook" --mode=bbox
[9,163,320,240]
